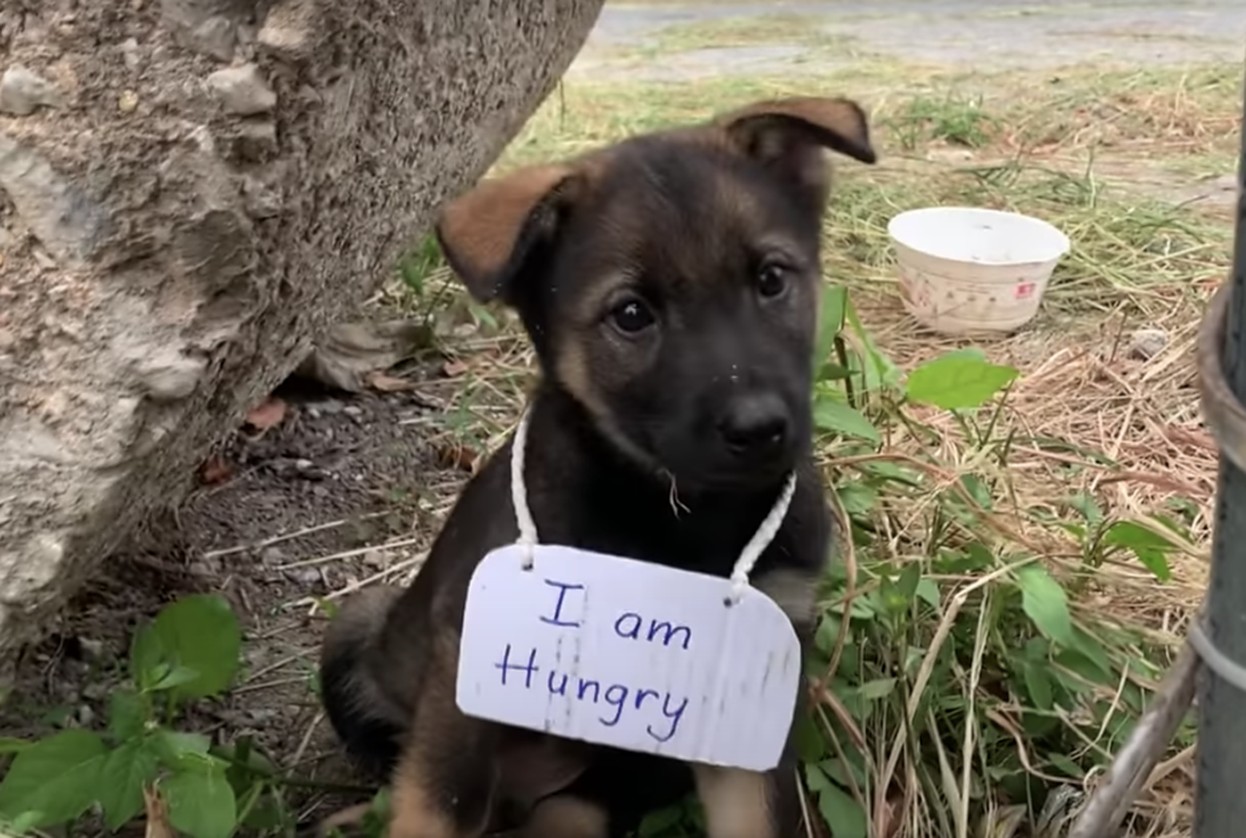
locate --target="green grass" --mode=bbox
[394,55,1238,838]
[635,13,849,55]
[499,67,1234,320]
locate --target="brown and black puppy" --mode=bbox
[319,96,876,838]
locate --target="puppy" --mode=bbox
[319,95,876,838]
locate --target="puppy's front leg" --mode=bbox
[696,563,817,837]
[692,760,801,838]
[389,709,498,838]
[388,645,499,838]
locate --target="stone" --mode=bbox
[257,0,318,63]
[206,63,276,115]
[0,65,65,115]
[1129,328,1168,361]
[0,0,605,662]
[0,135,110,265]
[139,355,208,401]
[186,15,238,61]
[121,38,142,70]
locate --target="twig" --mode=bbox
[1067,641,1200,838]
[202,512,391,560]
[275,537,423,570]
[290,552,429,609]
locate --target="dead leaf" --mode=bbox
[143,786,174,838]
[244,396,287,431]
[442,358,469,377]
[435,443,479,472]
[199,455,234,486]
[366,370,417,392]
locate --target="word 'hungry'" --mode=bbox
[494,643,688,742]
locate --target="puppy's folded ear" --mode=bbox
[717,96,876,209]
[435,164,581,303]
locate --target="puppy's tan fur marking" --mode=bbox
[520,795,610,838]
[437,164,577,301]
[388,754,461,838]
[693,764,777,838]
[719,96,874,163]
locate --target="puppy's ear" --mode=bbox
[435,164,581,303]
[717,96,876,207]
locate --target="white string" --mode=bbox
[728,470,798,604]
[510,409,539,569]
[508,408,797,604]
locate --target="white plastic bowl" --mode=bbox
[887,206,1071,334]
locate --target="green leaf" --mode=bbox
[905,348,1019,410]
[1102,521,1173,581]
[1015,564,1073,647]
[792,713,825,763]
[805,765,867,838]
[916,578,941,608]
[814,614,842,656]
[856,677,897,700]
[0,729,107,828]
[1046,753,1083,779]
[836,481,878,516]
[98,740,160,831]
[151,666,204,692]
[813,286,847,373]
[1066,492,1104,526]
[164,765,237,838]
[845,298,902,391]
[154,730,212,761]
[5,810,43,835]
[960,474,993,509]
[130,594,242,701]
[108,691,147,743]
[152,731,223,777]
[881,563,922,612]
[1022,661,1054,711]
[1066,628,1115,683]
[638,802,686,837]
[816,755,868,792]
[0,737,30,755]
[813,398,880,443]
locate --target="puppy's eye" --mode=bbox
[757,264,789,299]
[609,298,656,334]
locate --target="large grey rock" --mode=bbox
[0,0,603,659]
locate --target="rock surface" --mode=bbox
[0,0,603,661]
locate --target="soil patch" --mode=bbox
[0,376,460,826]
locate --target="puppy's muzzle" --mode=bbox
[716,391,791,461]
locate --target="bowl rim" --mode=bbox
[887,205,1071,267]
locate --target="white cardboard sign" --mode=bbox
[455,543,803,772]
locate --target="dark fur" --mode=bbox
[319,96,876,838]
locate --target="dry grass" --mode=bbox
[625,12,855,55]
[381,54,1241,838]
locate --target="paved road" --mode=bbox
[570,0,1246,80]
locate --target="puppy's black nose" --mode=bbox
[718,393,790,456]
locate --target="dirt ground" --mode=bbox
[3,0,1244,832]
[0,374,462,823]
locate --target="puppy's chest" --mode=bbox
[553,498,768,577]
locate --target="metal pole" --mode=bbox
[1195,62,1246,838]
